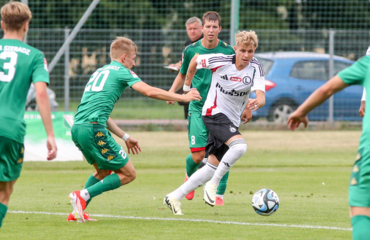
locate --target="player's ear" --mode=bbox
[1,21,4,31]
[120,54,127,63]
[23,22,29,32]
[233,46,237,51]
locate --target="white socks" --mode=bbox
[210,139,247,186]
[80,189,91,201]
[170,162,217,200]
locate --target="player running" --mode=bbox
[168,11,235,205]
[164,30,265,214]
[287,51,370,240]
[0,2,57,228]
[67,37,201,223]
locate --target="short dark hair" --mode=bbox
[202,11,221,27]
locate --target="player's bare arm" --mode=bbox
[106,117,141,155]
[247,90,266,112]
[359,101,366,117]
[166,72,186,105]
[183,55,198,93]
[241,100,253,124]
[34,81,57,160]
[287,75,348,131]
[132,81,201,102]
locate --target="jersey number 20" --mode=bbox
[85,69,110,92]
[0,52,18,82]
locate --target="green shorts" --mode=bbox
[349,147,370,207]
[71,123,129,170]
[0,136,24,182]
[187,111,209,152]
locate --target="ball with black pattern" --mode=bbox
[251,188,279,216]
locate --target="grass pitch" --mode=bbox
[1,131,360,239]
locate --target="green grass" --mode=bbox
[58,99,185,119]
[2,131,359,239]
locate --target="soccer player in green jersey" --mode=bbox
[0,2,57,228]
[167,11,235,205]
[287,56,370,239]
[68,37,201,223]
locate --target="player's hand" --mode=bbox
[125,137,141,155]
[247,98,260,111]
[168,63,180,72]
[46,135,57,160]
[241,108,253,124]
[287,110,308,131]
[182,88,201,102]
[167,100,176,105]
[359,101,365,117]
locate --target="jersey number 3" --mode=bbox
[0,52,18,82]
[85,69,110,92]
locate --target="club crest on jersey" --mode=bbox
[230,77,241,82]
[130,70,139,78]
[242,76,252,85]
[229,126,237,133]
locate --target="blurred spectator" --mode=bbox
[167,17,203,119]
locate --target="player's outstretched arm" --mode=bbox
[183,55,198,93]
[287,75,348,131]
[247,90,266,111]
[106,117,141,155]
[34,82,57,160]
[167,72,186,105]
[241,100,253,124]
[132,81,201,103]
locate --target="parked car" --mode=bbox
[252,52,363,122]
[26,84,59,111]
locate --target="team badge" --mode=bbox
[130,70,139,78]
[229,126,236,133]
[242,76,252,85]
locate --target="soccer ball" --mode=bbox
[251,188,279,216]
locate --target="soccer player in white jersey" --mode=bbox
[164,30,265,214]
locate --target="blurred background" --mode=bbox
[4,0,369,124]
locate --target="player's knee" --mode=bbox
[191,151,205,163]
[229,139,247,157]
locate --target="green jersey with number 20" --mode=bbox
[180,40,235,112]
[74,61,141,126]
[0,39,50,143]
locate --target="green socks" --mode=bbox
[84,174,100,207]
[216,171,229,195]
[186,154,201,177]
[0,203,8,228]
[352,215,370,240]
[86,173,121,199]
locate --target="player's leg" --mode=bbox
[216,172,229,205]
[350,207,370,240]
[185,112,208,200]
[0,136,24,228]
[69,124,131,222]
[0,180,16,228]
[164,154,219,215]
[348,148,370,240]
[202,114,247,206]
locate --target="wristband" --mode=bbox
[183,85,191,92]
[122,133,130,141]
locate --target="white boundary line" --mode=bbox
[9,210,351,231]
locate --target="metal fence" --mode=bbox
[5,28,366,121]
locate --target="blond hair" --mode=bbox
[110,37,137,60]
[1,1,32,31]
[235,30,258,49]
[202,11,221,27]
